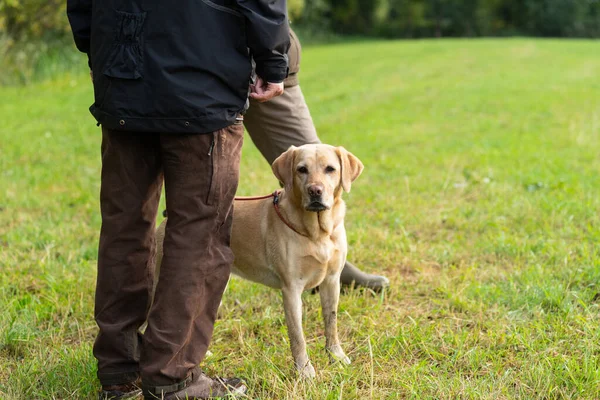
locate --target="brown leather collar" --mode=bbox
[271,191,309,237]
[235,191,308,237]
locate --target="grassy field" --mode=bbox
[1,38,600,399]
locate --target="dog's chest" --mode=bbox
[297,238,341,289]
[308,235,341,268]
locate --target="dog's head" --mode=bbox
[272,144,364,212]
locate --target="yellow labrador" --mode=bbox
[154,144,363,378]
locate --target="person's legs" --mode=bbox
[244,86,389,291]
[95,128,163,388]
[243,85,319,163]
[141,124,245,398]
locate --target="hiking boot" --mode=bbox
[99,379,142,400]
[143,367,247,399]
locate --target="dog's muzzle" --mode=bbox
[306,198,329,212]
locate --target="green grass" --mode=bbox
[2,38,600,399]
[0,37,86,86]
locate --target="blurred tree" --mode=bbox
[0,0,76,85]
[374,0,428,37]
[288,0,306,21]
[423,0,453,37]
[294,0,333,40]
[523,0,600,37]
[328,0,383,34]
[0,0,305,38]
[580,0,600,37]
[473,0,507,36]
[0,0,69,40]
[0,0,599,83]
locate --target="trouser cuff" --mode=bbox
[98,369,141,386]
[142,371,194,399]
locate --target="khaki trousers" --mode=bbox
[244,84,320,164]
[94,124,244,389]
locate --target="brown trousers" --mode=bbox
[94,123,244,389]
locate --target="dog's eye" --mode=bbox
[325,166,336,173]
[297,166,308,174]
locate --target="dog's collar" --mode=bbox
[272,191,309,237]
[234,191,309,237]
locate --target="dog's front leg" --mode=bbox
[319,274,351,365]
[282,286,315,378]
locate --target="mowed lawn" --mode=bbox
[1,38,600,399]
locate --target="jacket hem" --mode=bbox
[90,106,242,134]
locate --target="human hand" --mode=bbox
[249,76,284,102]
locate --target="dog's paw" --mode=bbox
[297,361,316,378]
[327,345,351,365]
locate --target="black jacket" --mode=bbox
[67,0,289,133]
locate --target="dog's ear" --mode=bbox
[336,146,364,193]
[272,146,297,191]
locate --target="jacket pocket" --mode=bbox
[103,11,146,80]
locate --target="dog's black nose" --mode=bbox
[308,185,323,198]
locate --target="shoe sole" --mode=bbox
[99,389,142,400]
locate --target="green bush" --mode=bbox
[0,0,69,39]
[293,0,337,42]
[0,35,83,85]
[524,0,600,37]
[288,0,306,21]
[327,0,381,34]
[373,0,428,37]
[0,0,77,84]
[367,0,600,38]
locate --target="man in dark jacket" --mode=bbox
[67,0,289,398]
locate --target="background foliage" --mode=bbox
[1,0,599,84]
[0,0,78,85]
[2,0,600,40]
[300,0,600,37]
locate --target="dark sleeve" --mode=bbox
[235,0,290,83]
[67,0,93,61]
